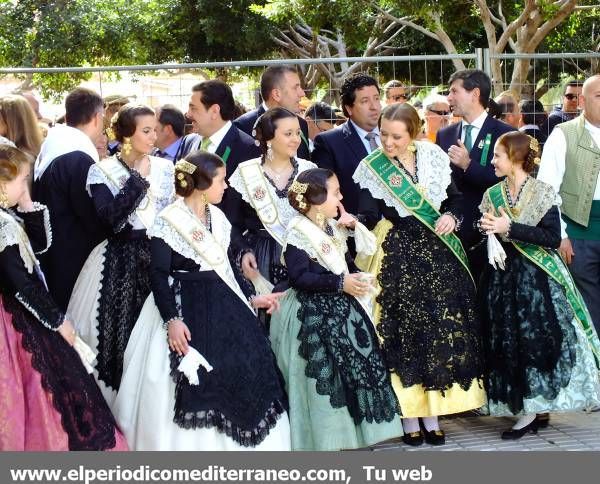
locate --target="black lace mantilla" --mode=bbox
[376,219,484,393]
[295,290,400,424]
[4,295,118,450]
[95,236,151,390]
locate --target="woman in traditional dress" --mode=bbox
[478,131,600,439]
[0,144,127,450]
[68,104,174,406]
[223,107,316,295]
[269,168,403,450]
[354,103,486,446]
[113,151,290,450]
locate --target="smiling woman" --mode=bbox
[67,104,176,407]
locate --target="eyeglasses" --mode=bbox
[428,108,451,116]
[389,94,408,101]
[564,93,579,100]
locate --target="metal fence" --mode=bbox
[1,49,598,120]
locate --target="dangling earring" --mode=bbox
[407,142,417,153]
[0,185,9,209]
[266,142,274,162]
[200,192,207,205]
[316,208,325,228]
[122,137,132,156]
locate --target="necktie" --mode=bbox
[463,124,474,152]
[200,137,212,151]
[365,132,379,153]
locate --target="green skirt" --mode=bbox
[270,289,402,451]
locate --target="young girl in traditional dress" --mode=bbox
[113,151,290,450]
[0,144,127,450]
[68,104,174,406]
[269,168,403,450]
[224,107,316,295]
[354,103,486,446]
[478,131,600,438]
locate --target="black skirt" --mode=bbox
[169,270,287,447]
[96,232,151,391]
[376,216,484,393]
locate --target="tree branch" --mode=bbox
[496,0,536,53]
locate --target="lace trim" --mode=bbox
[149,200,232,271]
[15,291,64,331]
[353,142,451,217]
[0,209,38,273]
[229,157,316,230]
[15,202,52,254]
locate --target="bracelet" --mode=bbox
[504,218,512,239]
[163,317,181,330]
[442,211,462,232]
[337,274,345,293]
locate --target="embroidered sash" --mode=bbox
[95,158,156,230]
[159,203,252,311]
[238,160,288,245]
[287,216,374,318]
[362,150,473,282]
[487,183,600,366]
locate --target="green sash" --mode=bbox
[363,150,473,282]
[487,183,600,366]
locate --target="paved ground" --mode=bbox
[371,411,600,451]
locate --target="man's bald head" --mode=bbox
[582,74,600,127]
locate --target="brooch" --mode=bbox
[388,174,402,187]
[321,242,331,254]
[191,229,204,242]
[253,186,266,201]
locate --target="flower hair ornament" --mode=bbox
[529,136,541,165]
[290,180,309,210]
[175,160,197,189]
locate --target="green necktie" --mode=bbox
[200,137,212,151]
[463,124,474,152]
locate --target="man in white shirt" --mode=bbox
[538,74,600,333]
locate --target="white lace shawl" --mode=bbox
[228,156,317,230]
[149,198,232,272]
[86,155,175,229]
[479,178,557,234]
[0,203,51,274]
[353,142,452,218]
[283,217,350,272]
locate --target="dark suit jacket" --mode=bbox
[32,152,109,310]
[233,105,311,161]
[311,120,368,215]
[174,124,261,178]
[436,116,515,249]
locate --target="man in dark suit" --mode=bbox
[153,104,185,161]
[33,88,109,310]
[175,80,260,177]
[436,69,515,275]
[312,73,382,215]
[234,65,311,160]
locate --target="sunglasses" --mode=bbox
[428,108,451,116]
[564,93,579,100]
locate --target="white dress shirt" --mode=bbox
[350,120,381,154]
[460,111,488,145]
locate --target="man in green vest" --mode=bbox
[538,74,600,334]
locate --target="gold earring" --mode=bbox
[200,193,207,205]
[122,137,132,156]
[0,186,9,209]
[316,208,325,228]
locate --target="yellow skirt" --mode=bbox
[356,219,486,418]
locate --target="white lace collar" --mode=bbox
[353,142,452,218]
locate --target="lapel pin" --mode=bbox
[477,140,484,149]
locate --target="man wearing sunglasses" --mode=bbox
[543,79,584,136]
[422,94,451,142]
[384,80,410,105]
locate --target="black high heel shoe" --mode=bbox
[501,417,539,440]
[402,431,424,447]
[536,413,550,428]
[419,419,446,445]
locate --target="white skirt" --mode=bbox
[112,294,291,451]
[67,240,117,407]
